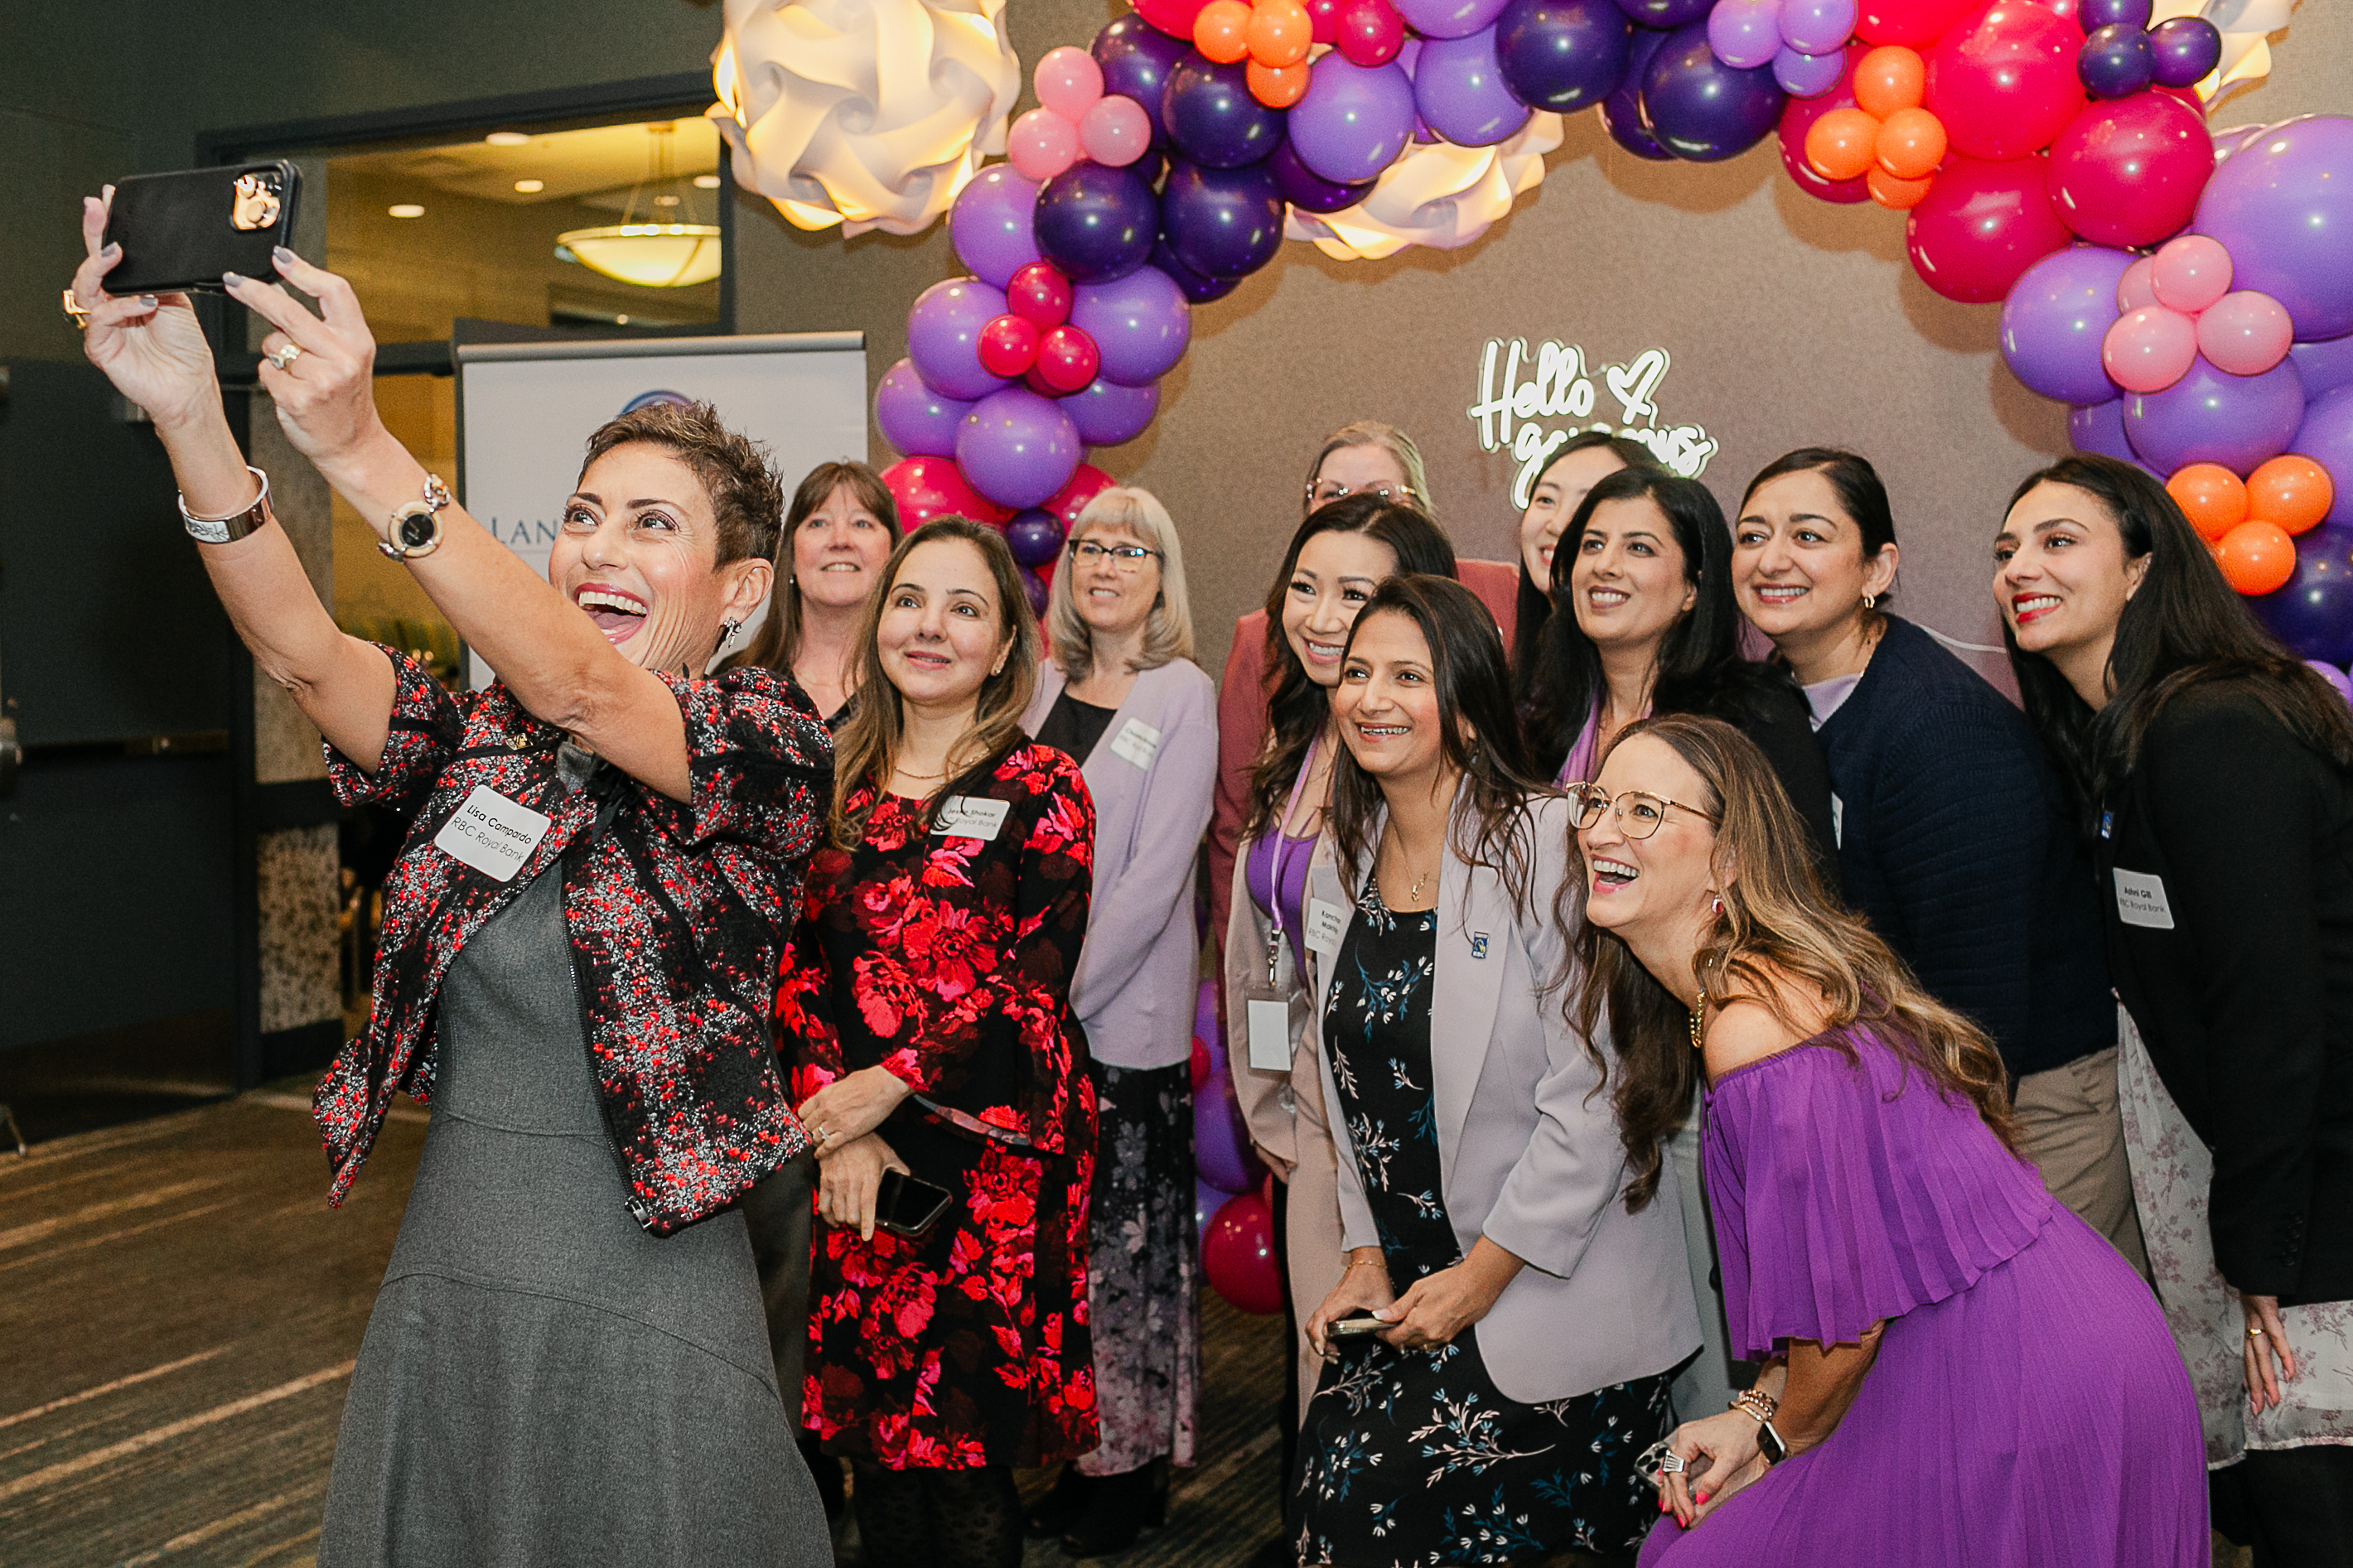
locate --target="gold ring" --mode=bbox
[267,343,302,371]
[62,288,91,329]
[2249,1327,2268,1338]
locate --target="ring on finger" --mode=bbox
[62,288,92,329]
[267,342,302,371]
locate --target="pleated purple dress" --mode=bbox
[1639,1026,2207,1567]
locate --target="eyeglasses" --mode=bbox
[1305,480,1419,508]
[1563,782,1720,840]
[1066,539,1162,570]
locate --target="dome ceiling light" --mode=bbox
[556,124,721,289]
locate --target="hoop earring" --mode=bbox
[1862,592,1877,611]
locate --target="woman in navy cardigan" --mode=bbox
[1732,449,2138,1267]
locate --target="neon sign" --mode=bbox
[1468,340,1718,507]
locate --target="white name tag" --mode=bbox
[1108,716,1162,771]
[934,795,1011,841]
[2113,868,2176,930]
[1305,897,1349,956]
[433,785,553,882]
[1247,997,1292,1071]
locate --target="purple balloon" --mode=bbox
[1641,21,1785,161]
[1194,1069,1267,1193]
[1708,0,1783,70]
[2123,355,2307,475]
[2075,0,2149,29]
[1495,0,1635,112]
[2251,523,2353,663]
[1150,235,1242,303]
[2291,333,2353,400]
[1065,376,1161,446]
[956,387,1082,509]
[2070,397,2148,469]
[2292,384,2353,528]
[1020,565,1049,615]
[2196,115,2353,343]
[1289,55,1418,185]
[1034,161,1161,284]
[906,277,1011,403]
[2312,659,2353,703]
[1772,44,1845,95]
[1415,27,1533,147]
[1094,15,1191,147]
[1398,0,1513,37]
[1194,1177,1225,1253]
[2148,16,2221,89]
[874,357,974,458]
[1005,509,1066,567]
[1777,0,1854,55]
[1196,976,1221,1052]
[1600,26,1676,158]
[1616,0,1712,28]
[2001,245,2136,403]
[2076,22,2154,99]
[1270,138,1376,212]
[1070,264,1193,386]
[1161,160,1288,279]
[1163,54,1287,168]
[948,166,1041,288]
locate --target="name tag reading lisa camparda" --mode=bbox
[434,785,553,882]
[933,794,1012,842]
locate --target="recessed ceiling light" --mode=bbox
[388,204,425,219]
[616,315,631,325]
[485,132,530,147]
[693,174,722,189]
[514,179,545,193]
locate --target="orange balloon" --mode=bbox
[1867,166,1935,210]
[1246,56,1312,107]
[2167,461,2249,542]
[1247,0,1313,66]
[1194,0,1252,63]
[1853,46,1927,118]
[1805,108,1882,182]
[2217,519,2298,596]
[2247,454,2336,537]
[1875,106,1947,181]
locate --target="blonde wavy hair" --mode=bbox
[1045,486,1195,683]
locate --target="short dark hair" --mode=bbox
[578,401,785,568]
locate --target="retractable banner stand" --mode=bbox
[456,331,867,690]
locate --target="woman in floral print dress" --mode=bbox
[778,519,1099,1568]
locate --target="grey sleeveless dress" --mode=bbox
[320,749,829,1567]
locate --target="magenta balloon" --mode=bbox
[1194,1068,1267,1191]
[2045,92,2213,249]
[1777,0,1855,54]
[1708,0,1784,70]
[955,386,1082,509]
[1070,263,1194,386]
[1065,376,1161,445]
[1923,1,2080,162]
[2123,354,2307,475]
[1396,0,1511,38]
[2195,114,2353,342]
[1414,26,1533,146]
[948,166,1043,287]
[906,277,1012,402]
[2197,291,2295,377]
[2291,385,2353,528]
[2000,244,2135,404]
[1203,1191,1282,1314]
[874,357,974,457]
[1773,43,1846,95]
[1288,55,1418,184]
[1905,153,2073,306]
[2102,305,2198,394]
[2290,332,2353,400]
[2069,397,2143,467]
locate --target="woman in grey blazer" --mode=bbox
[1019,487,1218,1557]
[1295,575,1700,1568]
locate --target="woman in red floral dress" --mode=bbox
[778,517,1099,1568]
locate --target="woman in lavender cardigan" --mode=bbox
[1019,487,1219,1557]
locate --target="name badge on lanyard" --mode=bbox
[434,785,553,882]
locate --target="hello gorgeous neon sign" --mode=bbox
[1469,340,1719,506]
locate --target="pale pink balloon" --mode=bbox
[2116,256,2158,313]
[1035,46,1105,120]
[1079,94,1152,168]
[2196,290,2295,377]
[2149,234,2235,315]
[2102,306,2200,393]
[1007,108,1080,182]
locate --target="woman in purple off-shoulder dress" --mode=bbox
[1563,712,2206,1568]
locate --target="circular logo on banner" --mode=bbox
[620,388,696,414]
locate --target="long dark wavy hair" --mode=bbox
[1520,467,1800,780]
[1244,496,1458,840]
[1573,714,2018,1211]
[2001,454,2353,826]
[1327,575,1548,919]
[1510,432,1662,684]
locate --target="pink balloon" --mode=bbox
[1079,93,1153,167]
[1007,108,1080,182]
[1035,46,1106,120]
[2117,255,2158,312]
[2149,234,2234,315]
[1202,1191,1283,1315]
[2103,305,2200,393]
[2197,290,2295,377]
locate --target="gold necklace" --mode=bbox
[1380,821,1441,905]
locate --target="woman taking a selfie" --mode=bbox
[1576,716,2204,1566]
[736,459,900,721]
[1292,575,1698,1568]
[777,518,1098,1568]
[70,206,834,1559]
[1998,455,2353,1564]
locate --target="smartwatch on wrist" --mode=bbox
[379,471,454,562]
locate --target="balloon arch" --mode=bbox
[716,0,2351,1305]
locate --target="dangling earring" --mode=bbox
[719,620,742,649]
[1708,890,1723,916]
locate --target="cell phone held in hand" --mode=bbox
[1328,1315,1389,1339]
[875,1168,954,1239]
[101,162,302,297]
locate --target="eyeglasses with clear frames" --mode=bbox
[1066,539,1162,571]
[1563,782,1721,840]
[1305,480,1419,508]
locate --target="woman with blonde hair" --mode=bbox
[1019,486,1217,1556]
[1568,713,2204,1566]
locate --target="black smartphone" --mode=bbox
[1327,1315,1389,1339]
[876,1168,954,1238]
[101,162,302,296]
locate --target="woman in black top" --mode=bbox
[1998,453,2353,1567]
[1508,430,1661,687]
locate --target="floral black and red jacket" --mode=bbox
[315,649,833,1235]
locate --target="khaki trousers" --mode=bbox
[2014,1045,2149,1274]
